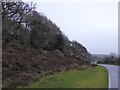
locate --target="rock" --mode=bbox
[41,50,47,54]
[70,53,74,56]
[55,50,64,57]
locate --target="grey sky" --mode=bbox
[24,0,118,54]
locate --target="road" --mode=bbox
[99,64,119,89]
[0,58,1,90]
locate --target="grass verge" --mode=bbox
[19,66,108,88]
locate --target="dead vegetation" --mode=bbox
[2,43,90,88]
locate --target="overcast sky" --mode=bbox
[23,0,118,54]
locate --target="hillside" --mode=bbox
[92,54,110,58]
[91,54,119,64]
[2,1,91,88]
[90,54,110,62]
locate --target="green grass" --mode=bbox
[19,66,108,88]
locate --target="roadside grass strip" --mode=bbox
[19,66,108,88]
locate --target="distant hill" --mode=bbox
[90,54,110,62]
[92,54,110,58]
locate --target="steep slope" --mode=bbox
[2,1,91,88]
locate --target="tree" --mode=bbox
[54,34,65,52]
[2,1,35,29]
[2,1,36,46]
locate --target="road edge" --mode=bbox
[98,64,110,88]
[108,69,111,88]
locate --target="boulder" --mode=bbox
[55,50,64,57]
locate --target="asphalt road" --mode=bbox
[0,60,1,90]
[99,64,119,89]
